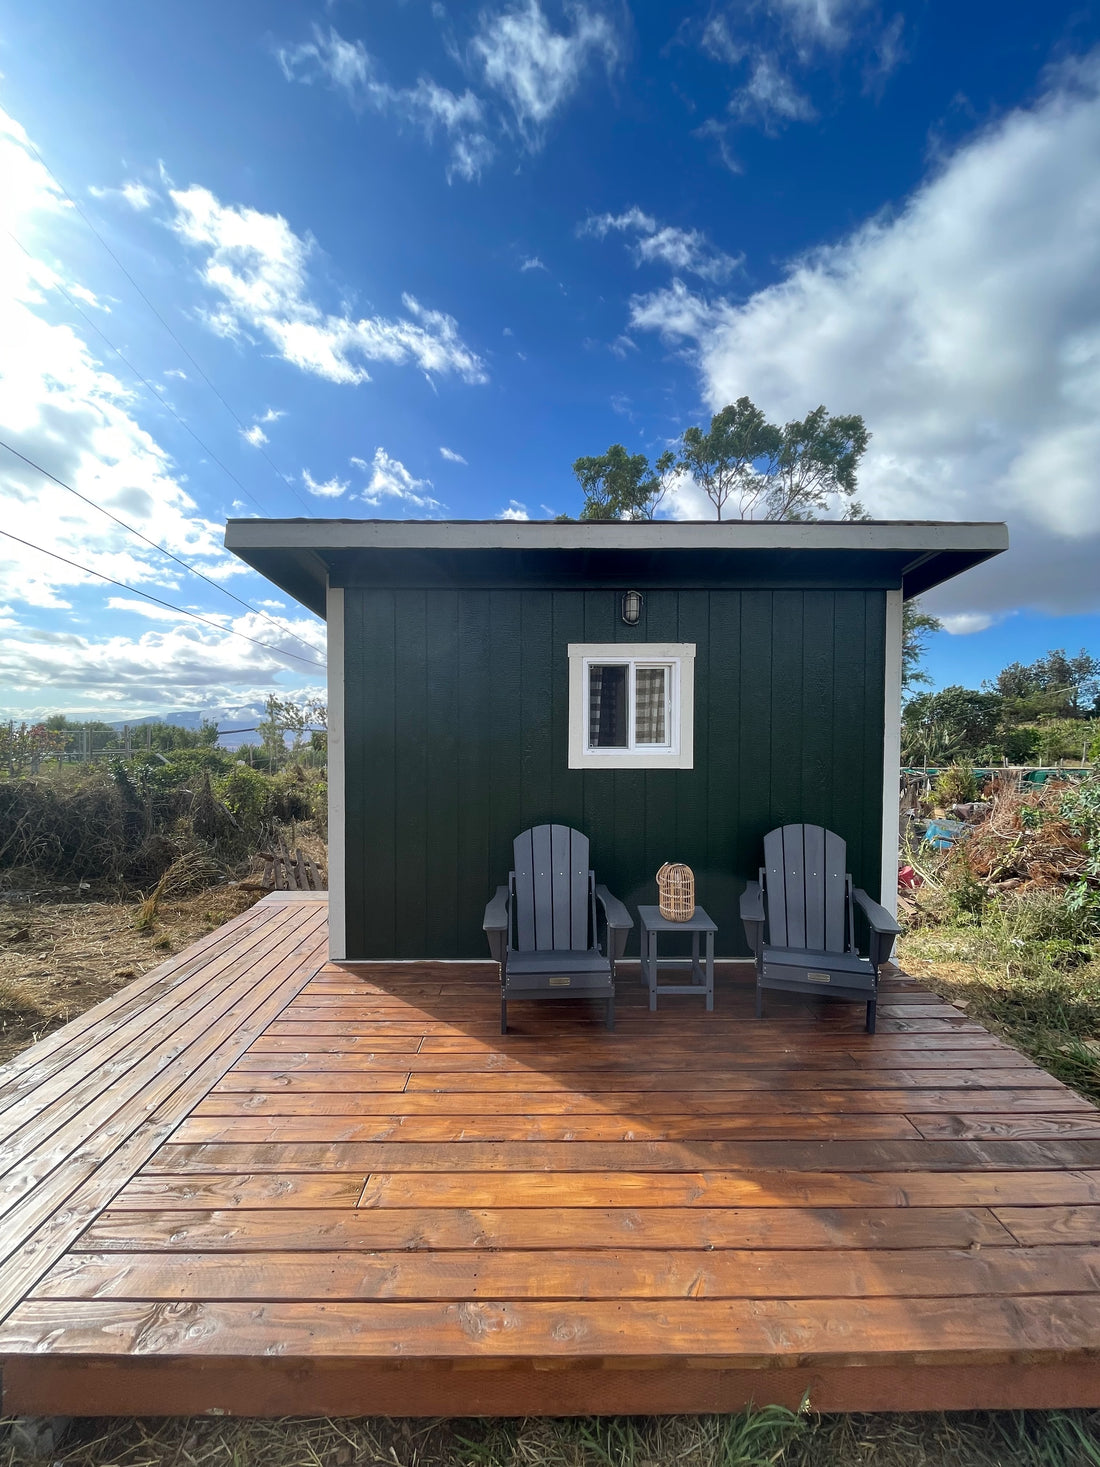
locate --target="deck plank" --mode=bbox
[4,903,1100,1416]
[73,1204,1017,1252]
[33,1244,1100,1302]
[8,1294,1100,1365]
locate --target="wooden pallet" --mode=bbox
[240,837,325,892]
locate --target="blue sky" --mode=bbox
[1,0,1099,719]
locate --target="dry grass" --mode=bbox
[897,922,1100,1105]
[0,885,260,1066]
[4,1407,1100,1467]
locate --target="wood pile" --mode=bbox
[238,836,325,893]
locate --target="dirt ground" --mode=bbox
[0,884,261,1067]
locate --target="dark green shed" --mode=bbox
[225,519,1007,961]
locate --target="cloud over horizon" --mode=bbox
[630,54,1100,619]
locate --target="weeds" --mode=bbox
[4,1409,1100,1467]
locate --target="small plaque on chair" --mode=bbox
[806,970,831,983]
[549,975,571,987]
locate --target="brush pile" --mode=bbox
[964,778,1092,894]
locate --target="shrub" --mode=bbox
[215,764,273,844]
[934,764,978,806]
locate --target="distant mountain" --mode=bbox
[108,705,269,748]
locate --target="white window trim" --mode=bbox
[568,642,695,770]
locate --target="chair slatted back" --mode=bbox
[513,825,591,952]
[763,824,849,953]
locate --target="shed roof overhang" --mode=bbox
[223,519,1009,619]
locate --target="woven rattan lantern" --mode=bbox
[657,861,695,922]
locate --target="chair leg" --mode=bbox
[606,994,615,1032]
[500,998,507,1035]
[755,981,764,1020]
[865,998,877,1034]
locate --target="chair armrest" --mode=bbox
[853,888,901,970]
[483,885,510,965]
[739,879,765,960]
[595,884,633,961]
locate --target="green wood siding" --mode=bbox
[340,586,887,960]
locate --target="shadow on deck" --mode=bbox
[2,892,1100,1417]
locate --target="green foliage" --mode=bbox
[901,600,941,691]
[572,396,869,524]
[677,397,869,521]
[939,844,988,920]
[995,647,1100,716]
[215,763,273,840]
[572,443,673,520]
[902,685,1002,766]
[934,763,979,805]
[256,695,327,770]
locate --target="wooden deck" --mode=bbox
[3,892,1100,1417]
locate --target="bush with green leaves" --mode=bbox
[934,764,979,806]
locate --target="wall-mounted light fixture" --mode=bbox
[621,590,643,626]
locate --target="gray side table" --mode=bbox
[637,904,716,1012]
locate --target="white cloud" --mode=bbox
[302,468,349,499]
[939,613,999,636]
[278,27,494,182]
[352,448,445,514]
[581,207,741,281]
[472,0,619,142]
[770,0,871,51]
[89,179,156,211]
[0,110,247,618]
[730,54,817,131]
[241,424,268,447]
[499,499,529,520]
[627,53,1100,617]
[169,184,486,386]
[700,2,900,138]
[0,609,326,716]
[520,254,547,271]
[439,445,467,463]
[258,407,284,424]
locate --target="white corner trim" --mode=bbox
[567,643,695,770]
[326,585,346,961]
[880,589,904,915]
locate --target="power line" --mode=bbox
[0,436,321,660]
[24,141,316,514]
[0,528,325,668]
[5,226,272,518]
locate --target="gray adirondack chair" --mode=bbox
[483,824,633,1034]
[739,824,900,1033]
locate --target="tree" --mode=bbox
[572,444,674,520]
[677,398,781,520]
[677,397,869,521]
[994,648,1100,717]
[257,696,327,769]
[902,600,942,693]
[1,722,66,775]
[901,686,1002,766]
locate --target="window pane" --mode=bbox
[588,664,628,748]
[635,666,667,745]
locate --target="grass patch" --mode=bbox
[5,1408,1100,1467]
[898,910,1100,1104]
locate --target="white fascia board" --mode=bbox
[225,519,1009,557]
[326,585,346,962]
[880,589,904,915]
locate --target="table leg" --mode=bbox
[647,930,657,1011]
[691,931,700,987]
[705,931,714,1012]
